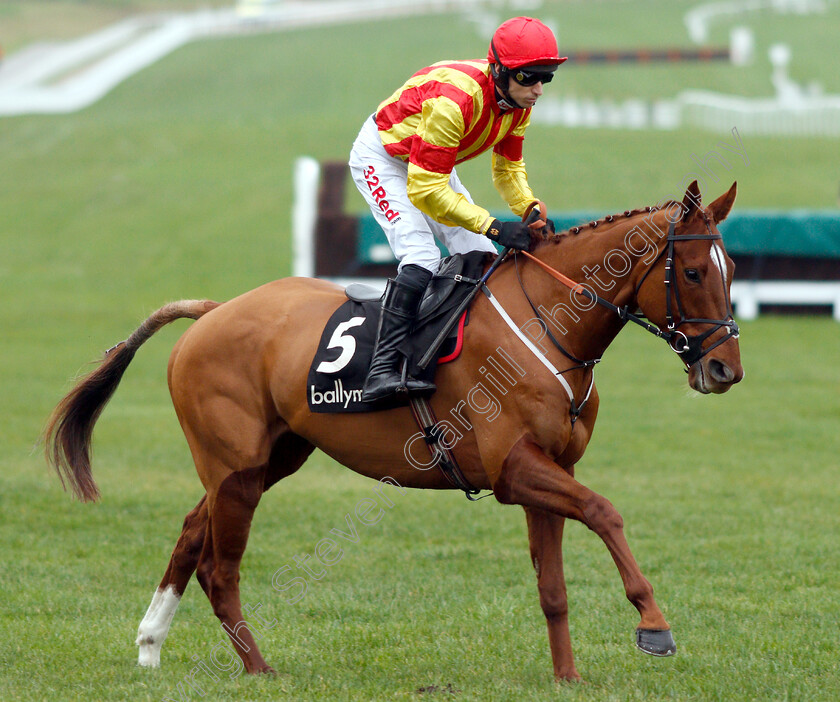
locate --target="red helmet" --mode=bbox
[487,17,567,70]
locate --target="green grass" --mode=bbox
[2,1,840,700]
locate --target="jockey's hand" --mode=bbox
[525,206,556,235]
[486,219,532,250]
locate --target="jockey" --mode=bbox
[349,16,566,403]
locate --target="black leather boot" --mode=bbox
[362,264,436,403]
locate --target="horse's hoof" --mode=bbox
[635,628,677,657]
[246,663,277,675]
[554,670,583,683]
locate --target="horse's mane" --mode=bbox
[536,200,682,248]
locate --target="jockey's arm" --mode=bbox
[491,116,539,218]
[404,102,493,234]
[492,150,537,217]
[405,103,542,234]
[406,163,493,233]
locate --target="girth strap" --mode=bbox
[407,396,487,501]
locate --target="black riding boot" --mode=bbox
[362,264,436,403]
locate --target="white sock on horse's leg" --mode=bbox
[136,584,181,667]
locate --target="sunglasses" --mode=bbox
[512,69,555,86]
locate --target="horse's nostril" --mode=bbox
[708,359,734,384]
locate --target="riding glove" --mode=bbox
[485,219,532,250]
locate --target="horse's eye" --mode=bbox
[684,268,701,284]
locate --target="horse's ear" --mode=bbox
[708,181,738,224]
[682,179,702,218]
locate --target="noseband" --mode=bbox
[519,217,739,369]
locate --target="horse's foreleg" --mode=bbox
[137,495,208,667]
[497,435,675,657]
[524,505,580,682]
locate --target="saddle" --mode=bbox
[306,251,491,414]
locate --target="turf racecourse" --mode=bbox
[2,317,839,701]
[2,1,840,700]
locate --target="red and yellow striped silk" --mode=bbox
[375,60,536,233]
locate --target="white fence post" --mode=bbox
[292,156,320,279]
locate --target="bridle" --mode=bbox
[633,217,740,367]
[519,216,740,369]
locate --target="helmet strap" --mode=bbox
[490,40,530,110]
[490,61,524,111]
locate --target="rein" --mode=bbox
[519,218,740,369]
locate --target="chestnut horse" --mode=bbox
[44,181,743,682]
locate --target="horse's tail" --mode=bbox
[43,299,222,502]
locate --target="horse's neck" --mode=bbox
[524,211,670,360]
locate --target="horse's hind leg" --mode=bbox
[524,505,581,682]
[203,463,275,673]
[137,495,209,667]
[194,430,315,674]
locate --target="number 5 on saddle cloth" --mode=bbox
[306,252,491,414]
